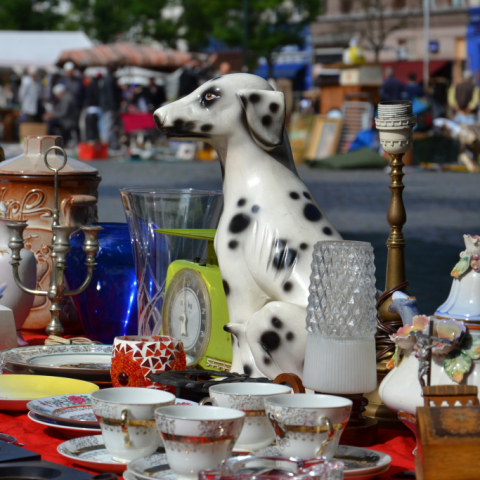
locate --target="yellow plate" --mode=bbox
[0,375,99,412]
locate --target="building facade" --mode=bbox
[312,0,471,81]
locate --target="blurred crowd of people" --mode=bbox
[0,53,232,149]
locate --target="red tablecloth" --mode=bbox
[1,335,417,478]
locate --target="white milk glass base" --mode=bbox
[303,335,377,394]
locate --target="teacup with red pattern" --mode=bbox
[111,335,187,389]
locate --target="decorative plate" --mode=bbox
[27,394,98,427]
[1,345,113,381]
[57,435,128,473]
[28,411,101,438]
[28,395,197,428]
[0,376,99,412]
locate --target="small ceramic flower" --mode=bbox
[471,254,480,272]
[390,315,429,350]
[429,318,466,355]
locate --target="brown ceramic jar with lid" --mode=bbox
[0,135,101,334]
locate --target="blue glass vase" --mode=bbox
[65,223,138,344]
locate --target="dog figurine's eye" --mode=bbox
[205,93,217,101]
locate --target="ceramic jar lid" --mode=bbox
[0,136,98,176]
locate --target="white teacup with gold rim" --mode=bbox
[265,394,352,461]
[155,405,245,480]
[91,387,175,463]
[200,383,292,450]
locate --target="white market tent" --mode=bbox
[0,31,93,69]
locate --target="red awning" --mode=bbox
[57,43,191,72]
[381,60,451,83]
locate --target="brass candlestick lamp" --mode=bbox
[7,146,102,336]
[364,101,416,423]
[375,101,416,327]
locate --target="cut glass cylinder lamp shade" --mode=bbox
[303,241,377,394]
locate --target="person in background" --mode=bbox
[84,73,102,142]
[43,84,78,144]
[58,62,84,141]
[144,78,166,112]
[0,79,13,108]
[60,62,84,111]
[100,61,122,149]
[178,53,218,98]
[404,73,424,101]
[18,66,41,122]
[448,70,480,125]
[380,67,404,102]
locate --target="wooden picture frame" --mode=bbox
[305,116,343,160]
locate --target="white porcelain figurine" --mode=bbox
[154,74,342,378]
[380,234,480,418]
[0,202,36,345]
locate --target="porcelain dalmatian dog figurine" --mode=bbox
[154,73,341,379]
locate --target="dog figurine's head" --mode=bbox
[154,73,286,152]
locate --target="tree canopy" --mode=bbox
[0,0,63,31]
[1,0,322,70]
[179,0,321,69]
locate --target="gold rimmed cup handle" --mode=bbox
[315,415,334,457]
[121,409,131,449]
[99,411,157,449]
[199,397,217,406]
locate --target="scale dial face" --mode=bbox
[162,268,211,365]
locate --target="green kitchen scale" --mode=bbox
[154,229,232,371]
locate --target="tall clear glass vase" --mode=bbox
[120,188,223,336]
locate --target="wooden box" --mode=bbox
[416,406,480,480]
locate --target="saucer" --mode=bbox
[57,435,128,473]
[123,471,138,480]
[127,453,174,480]
[28,411,101,438]
[127,444,391,480]
[29,395,197,428]
[255,445,391,478]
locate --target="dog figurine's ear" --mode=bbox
[237,89,285,151]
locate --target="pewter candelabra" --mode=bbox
[7,146,102,336]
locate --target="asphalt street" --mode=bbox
[89,158,480,316]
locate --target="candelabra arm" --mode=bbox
[10,263,47,297]
[64,225,101,297]
[64,266,94,297]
